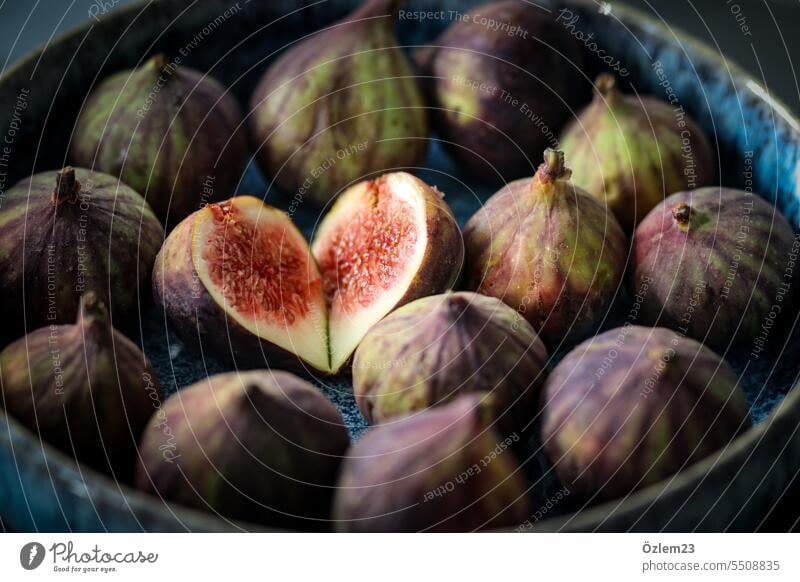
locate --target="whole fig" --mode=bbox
[560,74,714,231]
[71,54,248,227]
[0,293,162,479]
[464,149,627,348]
[136,370,349,528]
[632,187,797,351]
[541,326,751,500]
[334,395,531,532]
[353,291,548,427]
[415,0,585,178]
[0,166,162,340]
[249,0,428,206]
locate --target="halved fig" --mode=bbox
[312,172,464,372]
[154,196,329,371]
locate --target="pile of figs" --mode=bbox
[0,0,797,533]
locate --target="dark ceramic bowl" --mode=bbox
[1,0,799,532]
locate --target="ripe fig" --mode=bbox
[248,0,428,206]
[464,149,627,348]
[333,395,531,532]
[560,74,714,231]
[155,173,462,373]
[312,172,464,371]
[414,0,584,178]
[353,291,548,427]
[0,293,162,479]
[153,195,330,372]
[0,166,162,340]
[135,370,349,528]
[71,54,248,226]
[541,326,751,500]
[632,187,797,350]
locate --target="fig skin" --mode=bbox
[312,172,464,372]
[135,370,349,529]
[353,291,548,427]
[0,166,163,341]
[464,149,627,349]
[153,196,328,372]
[414,0,585,179]
[333,395,531,532]
[541,326,751,500]
[70,54,248,227]
[0,293,162,480]
[248,0,428,206]
[560,74,714,231]
[632,187,797,350]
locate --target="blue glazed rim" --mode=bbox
[0,0,798,531]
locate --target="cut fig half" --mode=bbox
[312,172,464,372]
[154,196,329,372]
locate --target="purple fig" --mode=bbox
[0,166,163,340]
[464,149,627,348]
[560,74,715,231]
[135,370,349,528]
[632,187,797,351]
[415,0,585,178]
[353,291,548,427]
[334,395,531,532]
[71,54,248,226]
[541,326,751,500]
[0,293,162,479]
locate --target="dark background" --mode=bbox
[0,0,798,532]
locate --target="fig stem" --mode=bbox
[672,203,693,228]
[150,53,177,78]
[595,73,622,105]
[78,291,110,329]
[542,149,571,181]
[53,167,81,204]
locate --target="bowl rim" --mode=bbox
[0,0,798,532]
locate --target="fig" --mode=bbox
[0,166,162,340]
[135,370,349,528]
[333,395,531,532]
[312,172,464,370]
[464,149,627,348]
[153,195,330,372]
[0,293,162,479]
[155,172,463,373]
[559,74,714,231]
[631,187,797,350]
[353,291,548,426]
[71,54,248,226]
[414,0,584,178]
[248,0,427,206]
[541,326,751,500]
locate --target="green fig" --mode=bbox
[71,54,248,227]
[559,74,714,231]
[464,149,627,348]
[0,293,162,479]
[248,0,428,206]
